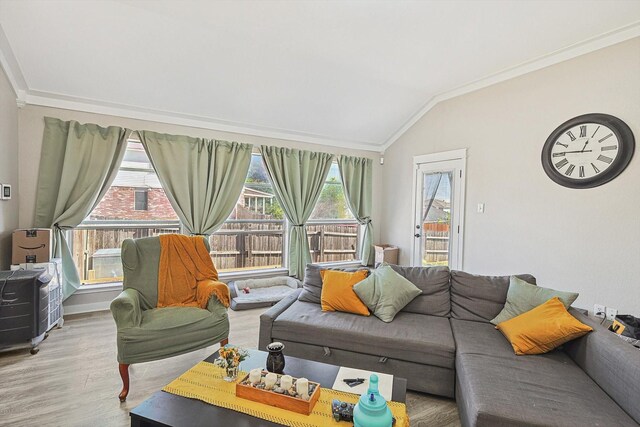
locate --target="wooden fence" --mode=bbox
[423,222,449,265]
[73,220,359,284]
[210,221,359,270]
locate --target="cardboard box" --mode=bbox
[374,244,399,265]
[12,228,53,264]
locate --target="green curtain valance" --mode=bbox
[137,131,252,236]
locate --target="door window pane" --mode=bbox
[421,172,452,266]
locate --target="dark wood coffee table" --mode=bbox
[130,348,407,426]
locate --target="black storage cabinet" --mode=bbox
[0,270,52,347]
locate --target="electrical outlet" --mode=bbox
[593,304,606,318]
[606,307,618,321]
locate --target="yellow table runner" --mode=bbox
[162,361,410,427]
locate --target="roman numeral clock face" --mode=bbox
[542,114,635,189]
[551,124,617,179]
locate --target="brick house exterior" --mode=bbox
[90,187,178,220]
[89,186,278,221]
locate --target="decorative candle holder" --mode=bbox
[236,371,321,415]
[266,342,286,374]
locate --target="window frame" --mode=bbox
[133,188,149,211]
[305,160,361,265]
[71,143,362,287]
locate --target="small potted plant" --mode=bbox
[214,346,249,382]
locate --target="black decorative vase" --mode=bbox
[266,342,285,374]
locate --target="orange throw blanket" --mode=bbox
[158,234,230,309]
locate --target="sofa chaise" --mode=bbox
[259,264,640,426]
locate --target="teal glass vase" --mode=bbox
[353,374,393,427]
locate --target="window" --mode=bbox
[209,153,285,272]
[134,189,149,211]
[70,147,356,285]
[307,162,359,263]
[71,140,179,285]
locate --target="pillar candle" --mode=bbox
[280,375,293,390]
[249,368,262,385]
[296,377,309,396]
[265,372,277,389]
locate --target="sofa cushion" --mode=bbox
[496,297,592,355]
[271,300,455,369]
[450,271,536,322]
[298,263,369,304]
[491,275,579,325]
[451,318,638,427]
[320,269,370,316]
[353,265,422,322]
[564,309,640,424]
[387,264,451,316]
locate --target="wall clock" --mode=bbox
[542,113,635,189]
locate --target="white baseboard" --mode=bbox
[63,288,120,315]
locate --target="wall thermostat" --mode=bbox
[1,184,11,200]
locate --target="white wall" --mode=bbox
[0,66,19,270]
[381,38,640,314]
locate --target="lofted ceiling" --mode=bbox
[1,0,640,151]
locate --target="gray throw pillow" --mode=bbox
[450,271,537,322]
[491,275,579,325]
[353,265,422,322]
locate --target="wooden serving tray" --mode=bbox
[236,372,321,415]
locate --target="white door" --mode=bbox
[412,152,466,269]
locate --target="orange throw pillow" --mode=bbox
[496,297,592,355]
[320,270,370,316]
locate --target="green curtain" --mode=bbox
[138,131,252,235]
[260,145,333,278]
[338,155,374,266]
[34,117,130,300]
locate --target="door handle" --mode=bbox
[414,233,421,238]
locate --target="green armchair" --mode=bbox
[110,236,229,401]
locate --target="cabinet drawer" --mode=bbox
[0,301,32,318]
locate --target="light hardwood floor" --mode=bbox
[0,308,460,427]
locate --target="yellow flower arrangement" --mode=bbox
[214,346,249,369]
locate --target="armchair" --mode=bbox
[110,236,229,401]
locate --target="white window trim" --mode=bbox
[133,188,149,211]
[76,266,292,295]
[71,149,363,290]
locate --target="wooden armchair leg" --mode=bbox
[220,338,229,347]
[118,363,130,402]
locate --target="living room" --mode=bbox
[1,1,639,426]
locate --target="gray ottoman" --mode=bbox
[228,276,301,310]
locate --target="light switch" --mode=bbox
[477,203,485,213]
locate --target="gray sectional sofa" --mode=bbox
[259,264,640,426]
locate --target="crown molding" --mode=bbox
[381,21,640,151]
[0,23,27,99]
[22,91,381,152]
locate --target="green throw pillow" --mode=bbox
[491,275,579,325]
[353,265,422,322]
